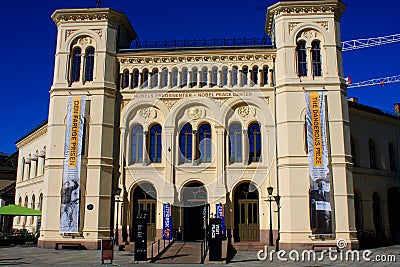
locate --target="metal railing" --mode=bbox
[150,236,174,262]
[130,37,272,49]
[200,236,208,264]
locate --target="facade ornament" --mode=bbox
[78,36,93,46]
[188,107,202,120]
[316,21,329,31]
[301,30,318,40]
[93,29,103,38]
[288,22,301,34]
[237,106,251,118]
[139,107,157,120]
[162,99,178,110]
[65,29,77,40]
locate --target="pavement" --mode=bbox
[0,243,399,266]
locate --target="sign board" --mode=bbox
[208,217,222,261]
[163,203,172,240]
[100,239,113,264]
[216,204,226,239]
[134,215,148,261]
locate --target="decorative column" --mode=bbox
[242,130,249,165]
[30,154,38,178]
[268,69,273,87]
[218,70,222,88]
[138,72,143,89]
[192,130,199,166]
[178,71,182,88]
[208,70,212,88]
[258,69,263,87]
[158,71,162,88]
[148,72,153,89]
[168,71,172,88]
[238,70,243,87]
[37,150,45,176]
[228,70,232,87]
[247,70,252,86]
[142,131,149,166]
[129,72,133,89]
[197,71,201,88]
[188,71,192,88]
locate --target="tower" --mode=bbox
[39,8,136,249]
[266,0,357,249]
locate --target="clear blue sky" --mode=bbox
[0,0,399,153]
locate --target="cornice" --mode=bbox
[265,0,346,35]
[16,124,48,149]
[118,53,276,65]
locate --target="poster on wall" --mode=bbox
[305,91,333,235]
[216,203,226,239]
[163,203,172,240]
[60,95,86,233]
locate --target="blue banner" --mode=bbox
[216,204,226,239]
[163,203,172,240]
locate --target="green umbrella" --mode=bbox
[0,205,41,216]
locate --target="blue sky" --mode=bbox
[0,0,399,153]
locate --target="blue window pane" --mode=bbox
[312,41,322,77]
[71,48,81,82]
[131,125,143,164]
[150,124,162,163]
[85,47,95,82]
[248,123,261,163]
[297,41,307,77]
[124,70,130,88]
[199,124,211,163]
[229,124,242,163]
[179,124,192,163]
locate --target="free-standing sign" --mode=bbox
[208,217,222,261]
[163,203,172,240]
[305,91,333,235]
[60,95,86,233]
[216,204,226,239]
[100,239,114,264]
[134,214,148,261]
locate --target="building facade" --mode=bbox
[13,0,400,251]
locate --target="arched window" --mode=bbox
[251,66,258,86]
[133,69,139,88]
[71,47,82,82]
[84,47,95,82]
[211,67,218,86]
[229,123,242,164]
[179,124,192,163]
[182,67,188,87]
[162,68,168,88]
[262,65,269,86]
[191,67,198,87]
[172,68,178,87]
[311,41,322,77]
[131,125,143,164]
[152,68,159,87]
[248,123,261,163]
[149,124,162,163]
[222,67,228,86]
[201,67,208,87]
[369,139,377,169]
[389,143,396,171]
[123,69,130,88]
[142,69,149,87]
[296,41,307,77]
[242,66,249,85]
[31,195,36,224]
[198,123,212,163]
[232,66,238,86]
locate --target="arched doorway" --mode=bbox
[131,183,157,241]
[233,182,259,242]
[372,192,384,243]
[182,181,208,241]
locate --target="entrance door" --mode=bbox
[138,200,156,240]
[238,200,259,241]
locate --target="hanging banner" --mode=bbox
[60,95,86,233]
[216,203,226,239]
[305,91,333,235]
[163,203,172,240]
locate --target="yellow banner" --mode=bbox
[310,92,322,166]
[68,96,81,167]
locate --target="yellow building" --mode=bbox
[13,0,399,251]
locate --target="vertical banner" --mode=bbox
[305,91,333,235]
[163,203,172,240]
[216,204,226,239]
[60,95,86,233]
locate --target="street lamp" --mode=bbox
[114,187,123,246]
[266,186,274,246]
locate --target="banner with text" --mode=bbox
[305,91,333,235]
[163,203,172,240]
[60,95,86,233]
[216,204,226,239]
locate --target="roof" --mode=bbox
[15,120,48,145]
[348,100,400,121]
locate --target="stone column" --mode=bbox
[148,72,153,89]
[192,130,199,166]
[228,70,232,87]
[238,70,243,87]
[197,71,201,88]
[258,69,263,87]
[138,72,143,89]
[30,154,38,178]
[268,69,273,87]
[142,131,149,166]
[218,70,222,88]
[247,70,252,86]
[242,130,249,165]
[168,71,172,88]
[208,70,212,88]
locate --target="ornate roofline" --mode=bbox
[265,0,346,36]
